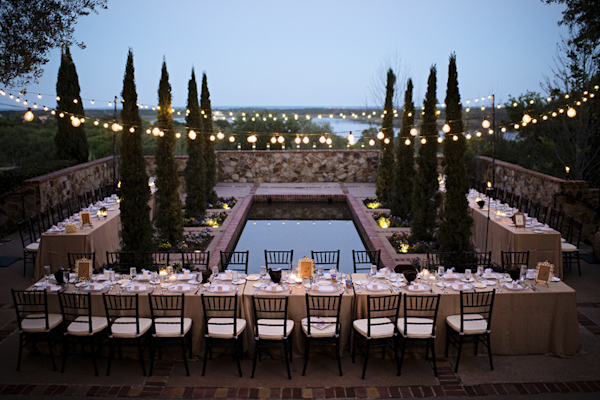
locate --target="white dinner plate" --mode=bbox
[408,284,431,292]
[208,283,236,293]
[247,275,260,281]
[258,283,288,293]
[168,284,195,293]
[503,283,525,291]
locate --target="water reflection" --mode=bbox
[234,201,367,274]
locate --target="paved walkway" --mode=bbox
[0,182,598,399]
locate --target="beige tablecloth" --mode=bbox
[352,273,580,358]
[34,206,122,280]
[241,278,354,357]
[37,278,244,358]
[469,198,563,278]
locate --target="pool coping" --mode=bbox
[208,184,396,270]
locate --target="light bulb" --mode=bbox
[369,139,375,146]
[452,135,458,141]
[129,127,135,133]
[302,136,310,144]
[319,135,326,144]
[482,119,490,129]
[410,127,418,136]
[404,138,411,145]
[209,134,216,141]
[24,109,34,121]
[271,136,277,144]
[522,114,532,124]
[188,130,197,140]
[384,138,390,144]
[347,133,355,145]
[442,124,450,133]
[294,136,301,145]
[326,137,332,145]
[421,138,427,144]
[152,127,160,136]
[376,131,384,140]
[71,117,80,127]
[216,131,225,140]
[175,132,181,139]
[228,135,235,143]
[567,107,576,118]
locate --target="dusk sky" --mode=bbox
[3,0,568,110]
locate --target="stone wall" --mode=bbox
[0,157,115,237]
[469,156,598,240]
[215,150,380,183]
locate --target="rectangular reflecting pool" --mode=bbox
[232,201,368,274]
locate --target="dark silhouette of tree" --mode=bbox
[375,68,396,203]
[119,49,154,257]
[154,59,183,246]
[55,46,88,163]
[200,72,217,204]
[184,68,206,217]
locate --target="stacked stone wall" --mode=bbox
[469,156,598,241]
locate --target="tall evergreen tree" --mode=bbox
[390,78,416,219]
[55,46,88,163]
[439,53,473,264]
[119,49,154,256]
[375,68,396,203]
[154,59,183,246]
[184,68,206,217]
[200,72,217,204]
[412,65,441,241]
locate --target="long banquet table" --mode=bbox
[34,205,122,280]
[468,197,563,278]
[30,270,580,360]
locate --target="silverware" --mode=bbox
[194,286,202,295]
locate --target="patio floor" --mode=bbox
[0,182,598,399]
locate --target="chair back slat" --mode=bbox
[149,294,186,336]
[459,291,496,334]
[305,293,342,336]
[220,251,249,273]
[202,294,239,337]
[352,250,381,273]
[265,250,294,269]
[366,294,400,338]
[402,294,440,337]
[103,294,142,335]
[311,250,340,270]
[252,296,289,338]
[58,292,94,333]
[181,251,210,270]
[12,289,51,331]
[501,251,529,271]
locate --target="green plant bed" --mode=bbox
[388,232,439,254]
[208,196,237,210]
[372,211,410,228]
[154,229,214,252]
[184,212,227,228]
[363,197,388,209]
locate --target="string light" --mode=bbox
[188,130,197,140]
[24,108,34,121]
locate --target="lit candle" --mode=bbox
[289,273,296,281]
[168,274,177,282]
[159,269,167,277]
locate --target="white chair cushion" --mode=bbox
[22,313,62,333]
[561,243,578,252]
[301,317,337,338]
[111,317,152,338]
[446,314,488,335]
[397,317,434,339]
[256,318,294,340]
[207,317,246,339]
[154,317,192,338]
[67,316,108,336]
[25,242,39,252]
[353,317,395,339]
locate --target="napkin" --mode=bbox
[367,283,382,291]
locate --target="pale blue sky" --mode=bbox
[6,0,568,109]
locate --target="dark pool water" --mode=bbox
[232,201,367,274]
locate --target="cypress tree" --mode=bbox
[119,49,154,255]
[375,69,396,203]
[390,78,416,219]
[200,72,217,204]
[412,65,441,241]
[184,68,206,217]
[55,46,88,163]
[439,53,473,266]
[155,59,183,246]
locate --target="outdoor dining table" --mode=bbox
[34,204,122,281]
[29,274,245,359]
[352,273,580,358]
[467,197,564,278]
[240,276,355,357]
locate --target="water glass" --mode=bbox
[167,266,174,275]
[232,270,239,282]
[465,269,472,280]
[130,267,137,280]
[62,270,70,285]
[370,265,377,276]
[317,265,324,277]
[260,265,267,281]
[44,265,51,278]
[109,270,116,282]
[438,266,445,277]
[477,266,484,276]
[282,270,289,282]
[520,265,527,281]
[151,271,158,282]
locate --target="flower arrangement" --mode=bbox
[158,242,172,251]
[388,232,439,254]
[180,230,213,250]
[171,260,183,273]
[372,212,410,228]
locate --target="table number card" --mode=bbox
[80,211,92,227]
[513,212,525,228]
[75,258,92,278]
[299,257,314,278]
[535,261,554,286]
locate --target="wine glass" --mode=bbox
[44,265,51,284]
